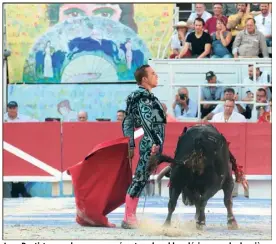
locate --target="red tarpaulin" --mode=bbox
[67,137,132,227]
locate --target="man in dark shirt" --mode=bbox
[177,17,212,59]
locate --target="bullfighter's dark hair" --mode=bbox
[134,64,150,85]
[224,88,235,94]
[47,3,138,33]
[257,88,267,95]
[194,17,205,26]
[117,109,126,114]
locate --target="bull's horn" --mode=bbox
[156,166,171,183]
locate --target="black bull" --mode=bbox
[147,124,238,230]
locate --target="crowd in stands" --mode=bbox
[170,3,271,59]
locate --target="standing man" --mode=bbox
[122,65,166,229]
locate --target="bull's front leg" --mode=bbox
[222,177,238,230]
[195,186,220,230]
[164,186,182,226]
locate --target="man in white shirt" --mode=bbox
[4,101,38,122]
[211,99,247,122]
[203,88,245,121]
[187,3,212,31]
[254,4,272,47]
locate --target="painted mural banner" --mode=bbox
[6,4,174,83]
[8,84,136,122]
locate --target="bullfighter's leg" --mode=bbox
[122,138,152,229]
[222,177,238,230]
[164,186,182,226]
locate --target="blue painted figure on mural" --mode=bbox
[121,65,166,229]
[67,36,120,64]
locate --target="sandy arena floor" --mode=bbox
[3,196,271,240]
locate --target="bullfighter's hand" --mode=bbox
[151,144,160,155]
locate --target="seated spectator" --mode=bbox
[256,88,270,112]
[116,110,126,122]
[200,71,225,118]
[169,21,191,59]
[4,101,38,122]
[211,18,233,58]
[172,87,198,119]
[232,18,268,58]
[77,111,88,122]
[227,4,253,40]
[205,3,228,35]
[177,18,211,59]
[254,4,272,47]
[258,98,272,123]
[203,88,245,120]
[223,3,237,17]
[242,65,271,101]
[161,103,178,122]
[211,99,247,122]
[187,3,212,31]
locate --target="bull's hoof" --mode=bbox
[196,221,206,231]
[163,221,171,227]
[121,221,137,229]
[227,217,238,230]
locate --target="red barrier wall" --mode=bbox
[3,122,62,176]
[3,122,272,178]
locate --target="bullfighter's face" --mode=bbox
[145,67,158,88]
[59,4,122,23]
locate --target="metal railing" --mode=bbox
[149,59,272,122]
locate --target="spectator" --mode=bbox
[77,111,88,122]
[161,103,178,122]
[187,3,212,31]
[254,4,272,47]
[232,18,268,58]
[203,88,245,120]
[4,101,38,122]
[223,3,237,17]
[256,88,270,111]
[242,65,271,101]
[205,3,228,35]
[177,18,211,59]
[211,18,233,58]
[211,99,247,122]
[227,4,253,39]
[4,101,33,198]
[258,98,272,123]
[170,21,191,59]
[172,88,198,119]
[200,71,225,118]
[116,110,126,122]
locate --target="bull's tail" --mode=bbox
[147,154,176,174]
[156,166,172,183]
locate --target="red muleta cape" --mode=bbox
[67,137,132,227]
